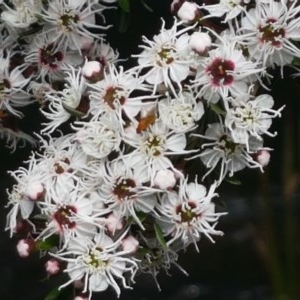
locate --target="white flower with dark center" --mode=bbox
[52,232,138,298]
[192,38,263,104]
[126,121,192,182]
[38,186,98,245]
[41,66,89,133]
[99,159,158,228]
[24,35,82,81]
[41,0,111,52]
[190,122,265,184]
[237,0,300,70]
[134,19,193,94]
[202,0,244,22]
[89,64,150,122]
[35,134,88,197]
[225,93,284,149]
[0,51,32,117]
[156,178,225,251]
[158,91,204,133]
[73,116,122,159]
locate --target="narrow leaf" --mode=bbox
[154,223,167,249]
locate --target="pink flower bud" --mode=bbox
[121,235,139,253]
[255,150,271,167]
[45,259,61,275]
[106,213,123,234]
[81,60,103,83]
[74,296,88,300]
[170,0,185,14]
[177,2,199,22]
[189,32,212,55]
[26,181,45,201]
[16,239,36,258]
[154,169,177,190]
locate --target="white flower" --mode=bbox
[99,158,158,228]
[88,64,149,122]
[38,185,98,245]
[237,0,300,70]
[158,91,204,133]
[41,66,89,133]
[126,121,192,183]
[52,232,138,298]
[225,93,284,149]
[1,0,43,29]
[190,122,265,184]
[134,19,193,94]
[153,169,177,190]
[202,0,244,22]
[73,116,122,159]
[41,0,111,52]
[156,178,225,251]
[0,51,32,117]
[192,38,263,104]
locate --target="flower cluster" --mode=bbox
[4,0,298,299]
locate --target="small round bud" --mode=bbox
[16,239,36,258]
[177,1,199,22]
[255,150,271,167]
[26,181,45,201]
[121,235,139,253]
[189,32,212,55]
[106,213,123,234]
[170,0,185,14]
[45,259,61,276]
[82,60,103,83]
[154,169,177,190]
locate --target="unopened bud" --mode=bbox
[122,235,139,253]
[16,239,36,258]
[26,181,45,201]
[255,150,271,167]
[82,60,103,83]
[154,169,177,190]
[106,213,123,234]
[189,32,212,55]
[177,1,199,22]
[45,259,61,275]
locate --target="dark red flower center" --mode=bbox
[53,205,77,229]
[206,58,235,86]
[113,177,136,201]
[40,44,64,69]
[259,19,285,47]
[176,202,198,224]
[103,86,126,109]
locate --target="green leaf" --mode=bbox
[225,177,242,185]
[210,103,226,115]
[128,211,147,225]
[37,234,59,250]
[154,223,167,249]
[140,0,153,12]
[45,288,61,300]
[292,56,300,66]
[117,9,131,33]
[62,102,85,118]
[118,0,131,13]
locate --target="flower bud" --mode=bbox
[16,239,36,258]
[106,213,123,234]
[26,181,45,201]
[177,2,199,22]
[154,169,177,190]
[170,0,185,14]
[255,150,271,167]
[121,235,139,253]
[82,60,103,83]
[189,32,212,55]
[45,259,61,276]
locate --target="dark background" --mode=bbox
[0,1,299,299]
